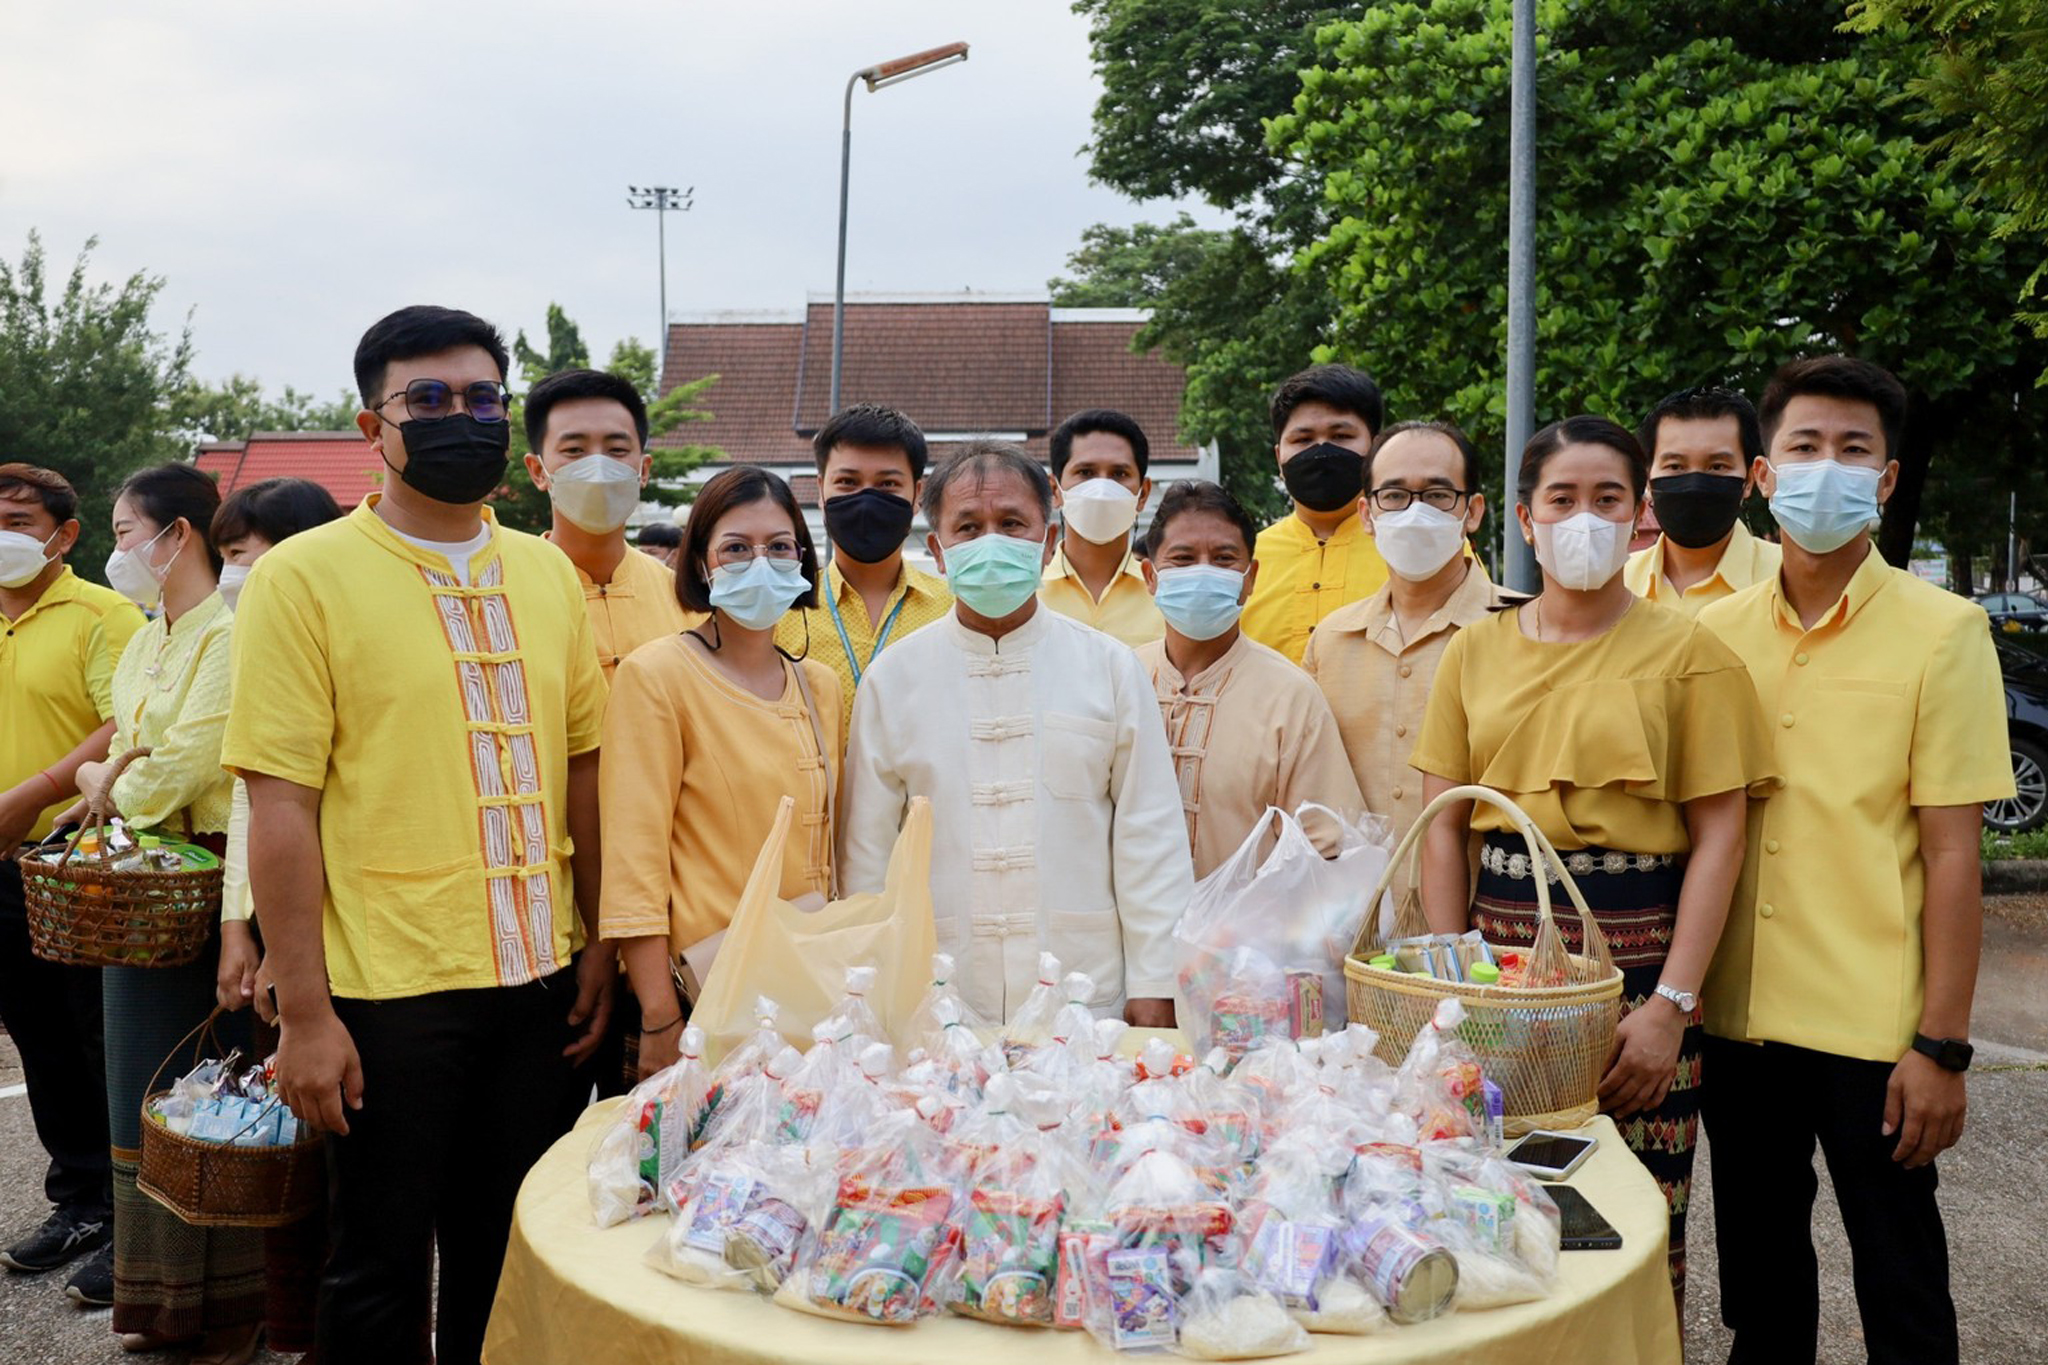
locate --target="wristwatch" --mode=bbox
[1652,983,1697,1014]
[1911,1034,1974,1073]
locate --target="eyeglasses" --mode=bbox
[375,379,511,424]
[1368,485,1471,513]
[712,539,803,568]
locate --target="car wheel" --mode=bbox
[1985,735,2048,834]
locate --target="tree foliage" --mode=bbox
[0,232,193,574]
[169,374,359,446]
[491,302,723,533]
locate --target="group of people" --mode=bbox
[0,301,2010,1365]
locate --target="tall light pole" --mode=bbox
[832,41,970,415]
[1502,0,1539,592]
[626,185,693,385]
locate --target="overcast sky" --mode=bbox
[2,0,1219,398]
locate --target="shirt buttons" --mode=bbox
[1398,664,1412,678]
[1780,713,1796,728]
[1794,652,1809,666]
[1395,723,1408,738]
[1311,582,1322,590]
[1759,903,1776,919]
[1391,786,1404,800]
[1765,839,1780,854]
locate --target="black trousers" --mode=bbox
[1701,1036,1959,1365]
[318,965,577,1365]
[0,859,111,1215]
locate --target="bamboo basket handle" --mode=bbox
[53,745,154,871]
[1349,784,1607,968]
[142,1005,226,1102]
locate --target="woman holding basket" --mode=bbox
[1411,415,1775,1306]
[62,464,264,1363]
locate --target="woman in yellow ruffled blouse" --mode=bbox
[67,464,262,1363]
[1412,415,1775,1311]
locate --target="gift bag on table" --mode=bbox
[693,794,936,1060]
[1172,803,1392,1052]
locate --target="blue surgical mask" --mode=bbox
[1768,459,1882,554]
[707,556,808,631]
[941,533,1046,618]
[1153,565,1246,641]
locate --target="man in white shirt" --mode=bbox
[840,441,1192,1025]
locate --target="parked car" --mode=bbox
[1978,591,2048,629]
[1988,636,2048,834]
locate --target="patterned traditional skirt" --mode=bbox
[1473,833,1701,1299]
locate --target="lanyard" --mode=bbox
[825,581,909,686]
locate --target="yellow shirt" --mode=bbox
[1135,632,1364,879]
[1623,522,1782,619]
[775,558,951,745]
[1698,548,2014,1063]
[1040,543,1164,647]
[1411,600,1777,853]
[221,499,608,1001]
[599,634,841,950]
[556,537,699,679]
[1240,512,1389,665]
[0,567,145,840]
[1304,564,1517,897]
[109,593,235,835]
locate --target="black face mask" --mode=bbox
[824,487,915,565]
[386,415,511,505]
[1649,472,1747,549]
[1281,442,1366,513]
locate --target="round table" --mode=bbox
[483,1105,1680,1365]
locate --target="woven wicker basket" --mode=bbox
[19,747,222,969]
[1344,785,1623,1136]
[136,1012,323,1229]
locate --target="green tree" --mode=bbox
[1268,0,2047,566]
[0,232,193,575]
[492,303,722,533]
[170,374,359,445]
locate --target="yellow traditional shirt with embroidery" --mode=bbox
[776,558,951,746]
[108,593,235,835]
[1040,542,1164,647]
[1239,511,1390,665]
[1699,547,2015,1062]
[0,566,145,840]
[1623,522,1782,619]
[221,498,608,1001]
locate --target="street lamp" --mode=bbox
[1501,0,1538,592]
[831,41,970,415]
[626,184,694,385]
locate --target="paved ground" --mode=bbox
[3,899,2046,1363]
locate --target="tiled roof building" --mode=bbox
[194,431,382,505]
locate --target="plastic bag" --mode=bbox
[1238,1139,1383,1335]
[819,965,886,1049]
[1173,804,1392,1036]
[942,1077,1066,1326]
[1175,1267,1310,1360]
[648,1140,824,1293]
[908,952,988,1050]
[1395,999,1490,1142]
[1420,1143,1562,1310]
[1000,952,1065,1066]
[588,1024,708,1226]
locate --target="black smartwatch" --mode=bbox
[1911,1034,1974,1073]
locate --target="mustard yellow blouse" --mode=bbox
[598,633,842,949]
[1410,599,1776,852]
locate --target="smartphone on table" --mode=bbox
[1545,1185,1624,1251]
[1504,1129,1598,1180]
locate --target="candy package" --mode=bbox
[588,1025,708,1226]
[1000,952,1065,1066]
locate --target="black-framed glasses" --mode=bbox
[1369,485,1471,513]
[376,379,511,424]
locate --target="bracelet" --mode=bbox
[37,771,62,798]
[642,1013,684,1035]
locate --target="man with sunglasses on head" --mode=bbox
[1303,421,1514,903]
[1623,385,1780,618]
[220,306,611,1365]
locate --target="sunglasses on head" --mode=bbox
[377,378,511,424]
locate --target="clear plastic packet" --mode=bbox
[1008,971,1097,1081]
[926,996,993,1095]
[772,1024,851,1145]
[648,1140,824,1293]
[942,1077,1066,1327]
[1184,946,1293,1060]
[689,1044,806,1166]
[907,952,989,1051]
[1395,999,1488,1142]
[1175,1049,1262,1165]
[775,1107,964,1326]
[1236,1139,1383,1335]
[1137,1034,1193,1082]
[587,1024,708,1226]
[1081,1141,1237,1354]
[820,965,885,1050]
[1175,1266,1311,1360]
[1000,952,1065,1066]
[1419,1143,1562,1308]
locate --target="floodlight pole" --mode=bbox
[1503,0,1539,592]
[627,185,694,385]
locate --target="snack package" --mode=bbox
[1185,946,1292,1060]
[1102,1146,1236,1299]
[1000,952,1065,1066]
[1174,1266,1310,1360]
[944,1079,1067,1326]
[1395,999,1489,1141]
[588,1024,708,1226]
[648,1140,823,1293]
[820,965,885,1050]
[777,1108,963,1325]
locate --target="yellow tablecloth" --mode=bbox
[484,1107,1679,1365]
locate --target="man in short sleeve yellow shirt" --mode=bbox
[221,307,610,1365]
[1240,365,1390,664]
[1039,408,1164,647]
[1622,385,1780,618]
[1697,357,2010,1365]
[0,463,142,1270]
